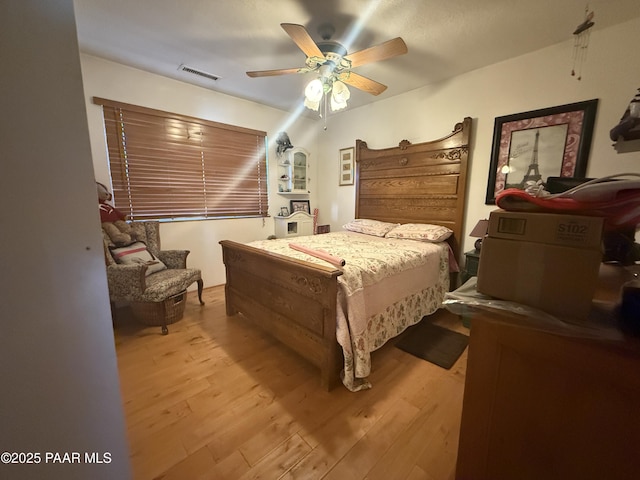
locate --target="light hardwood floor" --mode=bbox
[113,285,468,480]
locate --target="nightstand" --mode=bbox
[461,249,480,283]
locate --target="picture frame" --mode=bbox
[279,206,289,217]
[289,199,310,214]
[339,147,355,186]
[485,99,598,204]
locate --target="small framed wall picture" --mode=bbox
[339,147,354,186]
[289,199,310,214]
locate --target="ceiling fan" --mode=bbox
[246,23,408,112]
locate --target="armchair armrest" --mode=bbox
[106,263,148,299]
[157,249,190,269]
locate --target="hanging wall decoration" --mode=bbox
[571,6,595,80]
[275,131,294,157]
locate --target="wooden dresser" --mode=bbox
[455,265,640,480]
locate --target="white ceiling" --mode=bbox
[74,0,640,114]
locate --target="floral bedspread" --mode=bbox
[248,231,450,391]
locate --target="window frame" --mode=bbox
[93,97,268,221]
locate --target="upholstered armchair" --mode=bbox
[103,221,204,334]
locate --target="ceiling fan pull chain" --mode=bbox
[323,93,328,130]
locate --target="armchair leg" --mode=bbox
[161,299,169,335]
[197,279,205,305]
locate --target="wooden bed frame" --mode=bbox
[220,117,472,390]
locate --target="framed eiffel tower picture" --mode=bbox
[485,99,598,204]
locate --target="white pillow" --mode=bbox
[385,223,453,243]
[109,241,167,276]
[342,218,399,237]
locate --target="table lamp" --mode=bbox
[470,219,489,251]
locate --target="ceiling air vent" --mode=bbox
[178,64,220,81]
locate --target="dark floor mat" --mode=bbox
[396,319,469,369]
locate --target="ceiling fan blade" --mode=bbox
[344,37,407,68]
[246,67,302,78]
[338,71,387,96]
[281,23,324,59]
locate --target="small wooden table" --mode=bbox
[460,249,480,284]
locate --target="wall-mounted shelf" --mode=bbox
[611,117,640,153]
[613,138,640,153]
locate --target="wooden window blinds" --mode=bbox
[93,97,268,220]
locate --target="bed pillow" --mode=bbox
[385,223,453,242]
[109,241,167,276]
[342,218,399,237]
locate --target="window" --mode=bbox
[94,97,268,220]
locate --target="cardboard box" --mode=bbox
[477,237,601,319]
[488,210,604,249]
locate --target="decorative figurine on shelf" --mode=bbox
[275,131,293,157]
[610,88,640,142]
[97,181,137,246]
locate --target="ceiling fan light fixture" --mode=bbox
[330,96,347,112]
[304,97,321,111]
[304,78,323,111]
[304,76,351,113]
[330,80,350,111]
[305,78,324,100]
[332,80,350,100]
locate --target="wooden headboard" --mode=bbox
[355,117,472,263]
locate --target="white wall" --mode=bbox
[314,17,640,254]
[81,55,319,287]
[0,2,130,479]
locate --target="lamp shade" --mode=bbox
[470,219,489,251]
[304,78,323,111]
[303,77,352,113]
[330,80,350,111]
[470,219,489,238]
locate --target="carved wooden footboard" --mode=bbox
[219,240,344,390]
